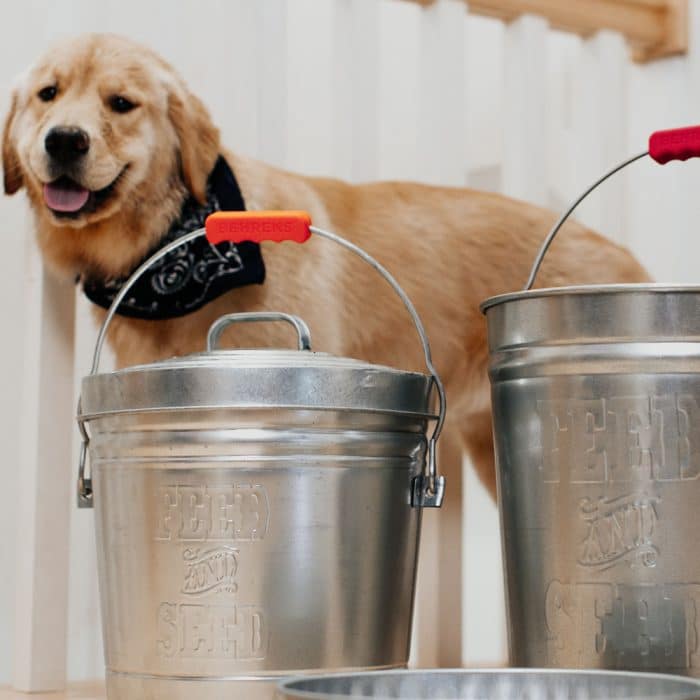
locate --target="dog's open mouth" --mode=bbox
[43,170,126,217]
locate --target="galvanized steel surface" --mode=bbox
[90,407,426,699]
[276,669,700,699]
[483,286,700,675]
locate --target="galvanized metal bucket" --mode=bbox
[76,212,446,700]
[277,669,700,699]
[481,127,700,676]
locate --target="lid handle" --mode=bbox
[207,312,312,351]
[525,124,700,290]
[78,212,446,510]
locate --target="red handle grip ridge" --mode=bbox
[649,126,700,165]
[206,211,312,245]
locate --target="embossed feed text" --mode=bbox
[154,485,270,660]
[545,580,700,669]
[538,395,700,484]
[156,484,269,541]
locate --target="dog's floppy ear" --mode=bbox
[168,86,220,204]
[2,92,24,195]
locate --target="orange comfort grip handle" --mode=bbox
[205,211,312,245]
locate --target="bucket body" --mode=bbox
[81,349,434,699]
[483,286,700,676]
[277,669,700,699]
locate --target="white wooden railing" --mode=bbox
[1,0,698,690]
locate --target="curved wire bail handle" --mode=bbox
[207,211,446,508]
[525,124,700,290]
[78,210,446,509]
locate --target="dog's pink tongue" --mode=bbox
[43,181,90,212]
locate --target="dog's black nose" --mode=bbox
[45,126,90,162]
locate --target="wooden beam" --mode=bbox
[407,0,688,62]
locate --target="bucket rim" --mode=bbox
[277,667,700,699]
[79,360,437,419]
[480,283,700,313]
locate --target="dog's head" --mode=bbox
[2,33,219,270]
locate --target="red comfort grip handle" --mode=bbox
[206,211,312,245]
[649,125,700,164]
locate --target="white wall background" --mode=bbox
[1,0,700,686]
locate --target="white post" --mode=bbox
[376,0,421,181]
[501,14,549,206]
[331,0,381,183]
[624,15,692,283]
[13,243,75,691]
[674,0,700,284]
[215,0,262,156]
[286,0,334,175]
[65,295,105,683]
[572,30,628,244]
[461,24,509,668]
[418,0,467,187]
[257,0,289,168]
[462,457,508,666]
[465,14,506,192]
[412,0,467,670]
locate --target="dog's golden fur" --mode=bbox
[3,33,649,504]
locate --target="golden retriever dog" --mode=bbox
[3,32,649,659]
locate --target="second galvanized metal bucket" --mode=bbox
[482,126,700,676]
[76,212,446,699]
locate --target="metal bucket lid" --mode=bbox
[80,345,435,419]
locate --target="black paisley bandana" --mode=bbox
[81,156,265,319]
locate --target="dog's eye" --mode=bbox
[37,86,57,102]
[109,95,137,114]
